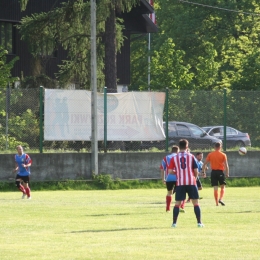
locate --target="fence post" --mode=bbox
[165,87,169,152]
[104,87,107,153]
[5,83,11,150]
[39,86,44,153]
[223,88,227,151]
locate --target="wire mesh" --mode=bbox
[0,88,258,153]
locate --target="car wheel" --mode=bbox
[235,141,245,147]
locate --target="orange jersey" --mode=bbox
[206,150,227,171]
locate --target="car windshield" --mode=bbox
[189,125,204,136]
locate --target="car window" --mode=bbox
[189,125,204,137]
[168,124,177,137]
[226,127,237,135]
[210,127,222,136]
[176,124,191,136]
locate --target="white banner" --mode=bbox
[44,89,165,141]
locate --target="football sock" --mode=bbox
[19,185,26,194]
[194,204,201,223]
[166,195,172,211]
[180,200,186,209]
[220,187,225,200]
[173,206,180,224]
[25,187,31,197]
[214,190,218,205]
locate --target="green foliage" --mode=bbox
[8,109,39,148]
[131,0,260,91]
[0,46,19,88]
[150,38,194,90]
[92,173,115,189]
[20,74,58,89]
[18,0,139,89]
[1,177,259,192]
[0,135,28,150]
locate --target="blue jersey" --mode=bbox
[15,153,32,176]
[196,160,203,173]
[160,153,177,182]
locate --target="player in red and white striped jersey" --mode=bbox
[168,139,204,228]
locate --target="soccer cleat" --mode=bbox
[22,193,26,199]
[179,208,185,213]
[218,199,225,206]
[27,196,31,200]
[171,223,177,228]
[197,223,204,228]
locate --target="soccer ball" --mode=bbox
[238,147,247,155]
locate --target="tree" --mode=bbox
[131,0,260,91]
[0,46,19,88]
[18,0,139,91]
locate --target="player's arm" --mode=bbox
[160,169,165,183]
[192,157,199,178]
[224,159,229,178]
[22,155,32,168]
[13,163,18,173]
[201,159,209,178]
[193,168,199,178]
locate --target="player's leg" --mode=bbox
[15,175,26,197]
[197,177,202,190]
[22,176,31,199]
[218,172,227,206]
[172,186,185,227]
[211,171,219,205]
[180,199,186,212]
[166,182,174,212]
[189,186,204,227]
[196,177,203,199]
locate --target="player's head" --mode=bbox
[196,152,203,161]
[179,139,189,150]
[171,145,179,154]
[16,145,23,155]
[214,142,222,150]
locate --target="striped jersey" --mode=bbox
[168,152,198,186]
[15,153,32,176]
[160,153,177,182]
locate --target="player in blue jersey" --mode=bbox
[160,145,186,212]
[186,152,205,202]
[14,145,32,199]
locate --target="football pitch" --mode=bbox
[1,187,260,260]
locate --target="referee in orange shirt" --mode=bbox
[202,142,229,206]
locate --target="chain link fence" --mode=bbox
[0,87,258,153]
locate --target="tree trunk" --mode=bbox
[105,6,117,93]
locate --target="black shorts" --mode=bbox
[196,177,202,189]
[211,170,226,186]
[16,174,30,183]
[175,185,199,201]
[166,181,177,191]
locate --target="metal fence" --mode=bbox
[0,87,258,153]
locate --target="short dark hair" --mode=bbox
[196,152,203,156]
[171,145,179,153]
[179,139,188,149]
[214,142,221,148]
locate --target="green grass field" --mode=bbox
[1,187,260,260]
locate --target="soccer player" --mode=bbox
[168,139,204,228]
[186,152,205,203]
[160,145,185,212]
[202,142,229,206]
[14,145,32,199]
